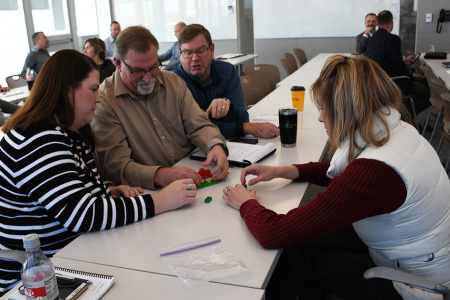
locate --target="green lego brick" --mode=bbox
[197,180,218,190]
[204,196,212,203]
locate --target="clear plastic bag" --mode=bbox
[159,236,249,287]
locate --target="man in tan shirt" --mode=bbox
[93,26,229,190]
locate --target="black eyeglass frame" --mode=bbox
[121,58,162,75]
[180,46,211,59]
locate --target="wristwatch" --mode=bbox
[224,98,231,104]
[211,143,229,156]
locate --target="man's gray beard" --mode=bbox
[137,78,156,95]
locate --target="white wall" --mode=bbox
[416,0,450,52]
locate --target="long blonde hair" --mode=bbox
[311,55,404,162]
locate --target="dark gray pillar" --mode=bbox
[236,0,255,74]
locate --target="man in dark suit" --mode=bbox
[356,13,377,54]
[365,10,430,116]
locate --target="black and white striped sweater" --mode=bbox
[0,122,154,294]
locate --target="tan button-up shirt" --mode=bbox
[93,70,226,189]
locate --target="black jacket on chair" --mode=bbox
[365,28,414,93]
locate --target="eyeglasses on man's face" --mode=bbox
[180,46,210,59]
[121,58,162,76]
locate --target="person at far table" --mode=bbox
[84,37,116,83]
[93,26,229,190]
[356,13,377,54]
[0,49,198,297]
[172,24,279,139]
[21,31,50,76]
[365,10,430,116]
[159,22,186,71]
[0,85,20,126]
[104,21,121,60]
[0,85,10,93]
[222,55,450,300]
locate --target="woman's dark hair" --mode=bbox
[3,49,99,147]
[85,38,106,60]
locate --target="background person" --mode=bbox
[159,22,186,71]
[0,49,197,296]
[172,24,279,139]
[365,10,430,117]
[21,31,50,76]
[93,26,229,190]
[84,37,116,83]
[0,85,10,93]
[0,86,20,126]
[104,21,121,60]
[222,55,450,300]
[356,13,377,54]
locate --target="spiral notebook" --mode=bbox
[190,142,276,167]
[252,115,279,127]
[8,266,114,300]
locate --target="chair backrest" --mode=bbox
[284,53,298,70]
[439,92,450,125]
[293,48,308,66]
[420,66,444,111]
[413,59,424,77]
[244,64,280,91]
[240,75,271,106]
[280,58,297,76]
[6,75,27,88]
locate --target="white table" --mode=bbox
[0,86,29,104]
[0,257,265,300]
[276,53,351,89]
[219,54,259,66]
[421,53,450,90]
[54,129,327,289]
[217,53,259,75]
[53,53,330,294]
[252,53,350,130]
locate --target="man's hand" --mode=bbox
[206,98,230,119]
[201,145,229,180]
[0,86,10,93]
[243,122,279,139]
[364,26,375,35]
[155,166,202,187]
[404,55,416,66]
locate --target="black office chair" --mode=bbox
[391,76,420,131]
[364,266,450,300]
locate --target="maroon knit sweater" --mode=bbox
[239,159,407,249]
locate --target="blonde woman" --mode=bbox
[223,55,450,299]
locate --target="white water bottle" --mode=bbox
[21,233,60,300]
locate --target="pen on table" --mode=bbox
[56,273,92,284]
[5,92,24,97]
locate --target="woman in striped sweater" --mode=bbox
[223,56,450,300]
[0,49,197,295]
